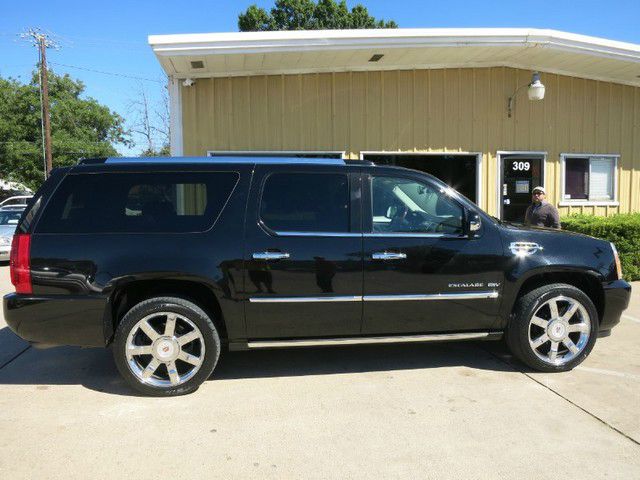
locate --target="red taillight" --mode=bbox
[10,233,32,294]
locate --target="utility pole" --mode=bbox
[38,36,53,177]
[21,28,57,179]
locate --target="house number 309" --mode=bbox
[512,162,530,171]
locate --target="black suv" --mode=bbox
[3,157,631,396]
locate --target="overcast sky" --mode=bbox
[1,0,639,155]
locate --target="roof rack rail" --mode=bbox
[76,156,376,166]
[77,157,108,165]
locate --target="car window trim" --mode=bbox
[272,231,362,238]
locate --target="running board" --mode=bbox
[242,331,502,349]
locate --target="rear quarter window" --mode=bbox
[35,171,239,234]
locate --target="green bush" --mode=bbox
[561,214,640,281]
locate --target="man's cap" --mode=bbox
[532,186,546,194]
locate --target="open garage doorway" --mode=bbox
[360,152,481,204]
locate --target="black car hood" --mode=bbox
[495,219,609,246]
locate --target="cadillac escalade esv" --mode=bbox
[3,157,631,396]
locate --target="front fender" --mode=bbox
[494,227,614,329]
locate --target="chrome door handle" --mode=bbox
[372,251,407,260]
[252,251,290,260]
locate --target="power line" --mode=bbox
[49,62,164,83]
[49,32,148,47]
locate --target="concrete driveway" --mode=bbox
[0,264,638,479]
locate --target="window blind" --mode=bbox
[589,157,614,200]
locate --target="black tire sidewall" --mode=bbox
[112,297,220,396]
[508,284,598,372]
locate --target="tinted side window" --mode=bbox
[371,176,464,234]
[260,173,349,232]
[36,172,238,233]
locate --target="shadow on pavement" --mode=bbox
[215,341,514,379]
[0,327,29,368]
[0,329,515,396]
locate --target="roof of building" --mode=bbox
[149,28,640,87]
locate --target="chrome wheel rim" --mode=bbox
[528,295,591,366]
[125,312,205,388]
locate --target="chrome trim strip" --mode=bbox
[273,231,464,238]
[252,251,291,260]
[249,295,362,303]
[364,233,464,238]
[248,332,496,348]
[274,231,362,237]
[270,232,467,238]
[248,291,499,303]
[372,251,407,260]
[363,291,499,301]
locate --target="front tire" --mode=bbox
[506,283,598,372]
[113,296,220,396]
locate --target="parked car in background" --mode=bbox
[0,178,33,205]
[0,208,23,261]
[0,195,32,209]
[2,158,631,396]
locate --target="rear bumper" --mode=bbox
[3,293,108,347]
[600,279,632,332]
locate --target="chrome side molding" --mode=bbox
[274,231,362,237]
[249,291,499,303]
[249,295,362,303]
[363,291,499,301]
[247,331,502,349]
[371,251,407,260]
[252,251,290,260]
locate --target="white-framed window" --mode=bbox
[560,154,619,206]
[207,150,346,159]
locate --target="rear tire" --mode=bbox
[112,296,220,396]
[506,283,598,372]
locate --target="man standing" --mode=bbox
[524,186,560,229]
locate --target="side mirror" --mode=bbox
[468,212,481,236]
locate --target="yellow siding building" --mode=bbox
[150,28,640,220]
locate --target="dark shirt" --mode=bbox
[524,201,560,229]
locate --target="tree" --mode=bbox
[128,82,170,157]
[238,0,398,31]
[0,71,131,190]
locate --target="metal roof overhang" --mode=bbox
[149,28,640,87]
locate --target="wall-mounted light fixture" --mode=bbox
[507,72,545,118]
